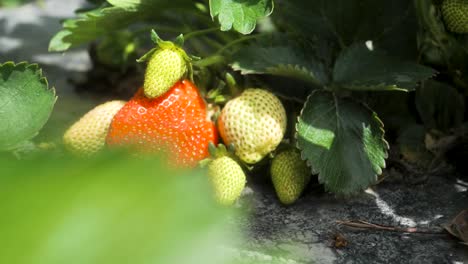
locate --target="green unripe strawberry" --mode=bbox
[271,149,311,205]
[63,100,126,157]
[442,0,468,33]
[218,89,287,164]
[143,47,188,98]
[208,156,246,206]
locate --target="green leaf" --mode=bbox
[333,43,436,91]
[296,91,388,195]
[49,7,140,52]
[107,0,193,11]
[416,80,465,131]
[209,0,274,34]
[273,0,417,52]
[0,151,242,264]
[230,37,330,86]
[49,0,193,52]
[106,0,141,10]
[0,62,56,151]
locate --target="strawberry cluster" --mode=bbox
[64,35,312,206]
[64,35,217,167]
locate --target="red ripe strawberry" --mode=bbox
[106,80,218,167]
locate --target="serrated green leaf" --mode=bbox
[49,0,193,52]
[230,38,330,86]
[209,0,274,34]
[333,43,436,91]
[273,0,417,53]
[49,7,139,52]
[416,80,465,131]
[0,62,56,151]
[296,91,388,195]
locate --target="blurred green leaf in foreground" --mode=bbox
[0,151,243,264]
[0,0,34,8]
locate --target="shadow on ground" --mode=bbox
[235,174,468,264]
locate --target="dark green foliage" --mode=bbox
[416,80,465,131]
[45,0,467,194]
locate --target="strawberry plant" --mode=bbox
[44,0,468,196]
[0,0,467,262]
[1,1,466,196]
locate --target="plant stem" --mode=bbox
[201,36,224,50]
[193,55,226,67]
[215,33,270,55]
[184,27,219,40]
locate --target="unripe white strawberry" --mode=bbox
[207,156,246,206]
[218,89,287,164]
[63,100,126,157]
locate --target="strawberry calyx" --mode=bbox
[137,30,193,81]
[205,72,241,106]
[199,142,237,168]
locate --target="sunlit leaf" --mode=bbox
[209,0,274,34]
[296,91,388,195]
[0,62,56,151]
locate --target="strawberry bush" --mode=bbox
[1,0,468,261]
[2,0,468,199]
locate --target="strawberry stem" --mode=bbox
[215,33,270,55]
[184,27,219,41]
[225,73,241,97]
[193,55,226,67]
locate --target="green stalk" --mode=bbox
[184,27,219,40]
[193,55,226,67]
[215,33,270,55]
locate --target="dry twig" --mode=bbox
[336,220,445,235]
